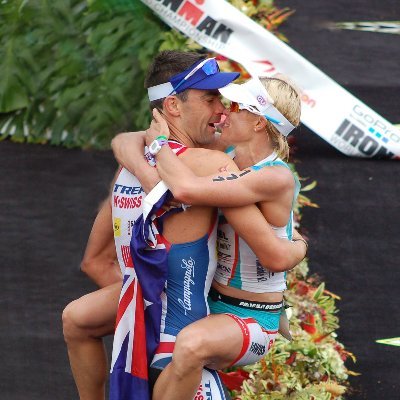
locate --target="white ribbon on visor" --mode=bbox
[147,82,174,102]
[245,77,295,137]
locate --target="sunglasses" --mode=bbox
[229,101,283,126]
[169,58,219,96]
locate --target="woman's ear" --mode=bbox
[163,96,180,117]
[254,115,267,132]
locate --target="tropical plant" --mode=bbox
[0,0,165,148]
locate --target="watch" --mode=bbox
[148,138,168,155]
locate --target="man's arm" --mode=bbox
[111,131,161,194]
[80,197,122,288]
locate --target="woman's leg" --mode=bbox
[152,314,244,400]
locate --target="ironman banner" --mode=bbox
[141,0,400,159]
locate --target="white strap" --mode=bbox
[142,181,169,221]
[262,104,295,137]
[147,82,174,101]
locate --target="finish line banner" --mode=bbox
[141,0,400,159]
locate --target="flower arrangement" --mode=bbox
[215,178,357,399]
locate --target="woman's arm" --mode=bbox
[111,131,161,194]
[81,197,121,287]
[222,204,306,272]
[180,148,306,271]
[147,109,292,207]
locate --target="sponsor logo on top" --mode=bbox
[257,95,267,106]
[145,0,233,49]
[113,217,121,237]
[178,257,195,315]
[331,104,399,158]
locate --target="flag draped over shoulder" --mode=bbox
[110,181,174,400]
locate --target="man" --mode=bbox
[62,50,306,400]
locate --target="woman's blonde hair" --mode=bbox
[259,76,301,160]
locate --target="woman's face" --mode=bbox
[220,102,259,145]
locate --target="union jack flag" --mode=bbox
[110,182,174,400]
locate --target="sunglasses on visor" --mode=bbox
[168,58,219,96]
[229,101,283,126]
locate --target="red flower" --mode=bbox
[296,281,310,296]
[285,351,297,365]
[301,313,317,334]
[218,370,250,391]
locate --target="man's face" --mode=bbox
[178,89,225,146]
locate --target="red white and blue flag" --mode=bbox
[109,182,174,400]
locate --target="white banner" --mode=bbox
[141,0,400,159]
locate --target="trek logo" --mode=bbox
[148,0,233,45]
[249,342,266,356]
[113,184,144,195]
[178,257,195,315]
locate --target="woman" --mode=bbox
[121,76,303,400]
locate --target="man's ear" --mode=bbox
[254,115,267,132]
[163,96,180,117]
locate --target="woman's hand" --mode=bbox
[146,108,170,145]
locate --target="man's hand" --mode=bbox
[146,108,170,145]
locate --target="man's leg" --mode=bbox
[62,282,121,400]
[152,314,243,400]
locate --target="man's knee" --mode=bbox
[62,300,87,343]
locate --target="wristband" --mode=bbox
[155,135,168,141]
[148,137,168,155]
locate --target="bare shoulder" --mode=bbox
[257,163,295,194]
[180,148,238,176]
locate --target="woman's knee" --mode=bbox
[174,326,210,366]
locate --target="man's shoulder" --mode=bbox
[179,148,237,176]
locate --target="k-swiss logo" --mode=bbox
[113,195,143,209]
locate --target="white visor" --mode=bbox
[219,78,296,137]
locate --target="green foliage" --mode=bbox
[0,0,168,148]
[0,0,296,148]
